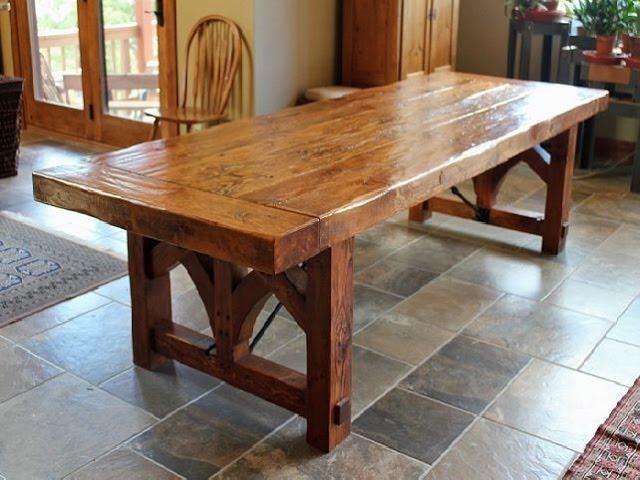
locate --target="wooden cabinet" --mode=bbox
[342,0,460,87]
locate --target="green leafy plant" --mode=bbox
[620,0,640,35]
[569,0,624,35]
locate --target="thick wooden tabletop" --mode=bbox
[33,72,608,274]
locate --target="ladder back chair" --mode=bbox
[146,15,242,140]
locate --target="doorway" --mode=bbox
[10,0,177,146]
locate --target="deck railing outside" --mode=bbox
[36,19,159,119]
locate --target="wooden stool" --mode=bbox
[507,18,572,81]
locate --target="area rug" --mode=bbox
[565,377,640,479]
[0,214,127,327]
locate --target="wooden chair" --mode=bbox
[145,15,242,140]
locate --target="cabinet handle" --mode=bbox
[428,8,438,21]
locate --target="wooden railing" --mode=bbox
[36,21,159,118]
[37,23,153,75]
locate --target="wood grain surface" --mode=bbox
[34,72,608,273]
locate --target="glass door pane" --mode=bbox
[27,0,84,109]
[100,0,159,122]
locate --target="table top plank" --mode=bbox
[33,164,319,273]
[241,78,607,245]
[34,72,608,272]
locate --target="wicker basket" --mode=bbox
[0,77,24,178]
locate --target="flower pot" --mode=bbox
[596,35,617,56]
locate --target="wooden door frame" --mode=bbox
[11,0,93,137]
[9,0,178,144]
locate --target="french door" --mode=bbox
[10,0,177,146]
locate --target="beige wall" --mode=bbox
[457,0,507,77]
[254,0,338,114]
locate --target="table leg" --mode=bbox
[580,117,596,170]
[128,233,173,369]
[519,28,532,80]
[507,22,517,79]
[543,126,578,254]
[409,202,431,223]
[632,125,640,194]
[305,238,354,452]
[541,35,553,82]
[127,233,354,453]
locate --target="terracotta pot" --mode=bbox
[629,35,640,57]
[596,35,617,56]
[543,0,559,10]
[622,33,632,54]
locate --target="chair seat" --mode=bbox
[144,106,226,125]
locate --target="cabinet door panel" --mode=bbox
[343,0,402,86]
[429,0,458,72]
[401,0,430,78]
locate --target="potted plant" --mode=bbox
[505,0,570,20]
[504,0,541,19]
[620,0,640,54]
[570,0,623,55]
[543,0,560,10]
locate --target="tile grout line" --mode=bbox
[0,297,115,345]
[576,318,621,374]
[353,281,405,301]
[458,329,633,390]
[127,448,187,480]
[63,379,229,479]
[355,228,430,272]
[395,385,478,416]
[61,444,186,480]
[426,357,535,471]
[484,413,586,455]
[348,289,510,438]
[487,409,586,454]
[209,415,299,479]
[353,343,416,369]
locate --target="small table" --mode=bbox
[508,17,573,81]
[33,72,608,453]
[560,45,640,192]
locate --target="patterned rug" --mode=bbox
[565,378,640,479]
[0,214,127,327]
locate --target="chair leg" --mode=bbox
[149,119,160,141]
[580,118,596,170]
[632,125,640,194]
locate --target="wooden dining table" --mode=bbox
[32,72,608,453]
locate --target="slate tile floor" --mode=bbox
[0,129,639,478]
